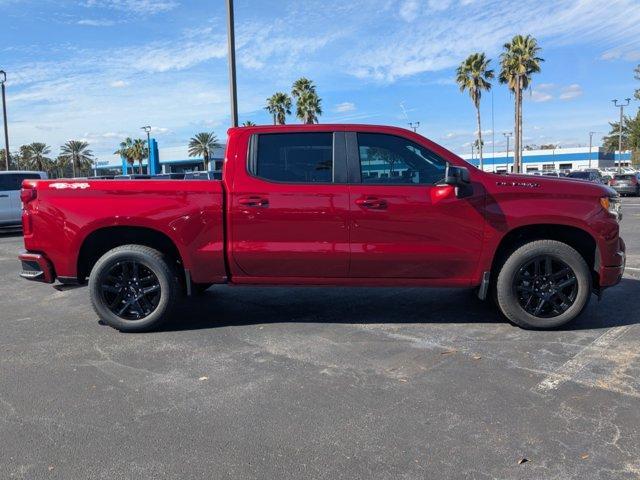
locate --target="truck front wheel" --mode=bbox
[89,245,179,332]
[496,240,591,329]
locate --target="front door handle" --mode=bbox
[0,194,8,198]
[238,196,269,207]
[355,196,387,209]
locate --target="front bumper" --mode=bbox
[18,251,56,283]
[611,185,638,195]
[599,237,625,288]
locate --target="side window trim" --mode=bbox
[246,131,348,185]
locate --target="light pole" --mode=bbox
[141,126,151,174]
[408,121,420,133]
[0,70,9,170]
[612,98,631,174]
[503,132,512,173]
[226,0,239,128]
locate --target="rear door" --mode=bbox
[346,131,485,281]
[229,130,351,278]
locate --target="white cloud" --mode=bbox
[335,102,356,112]
[109,80,128,88]
[559,83,583,100]
[81,0,178,14]
[77,19,115,26]
[348,0,640,82]
[399,0,420,22]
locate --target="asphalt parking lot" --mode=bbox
[1,197,639,480]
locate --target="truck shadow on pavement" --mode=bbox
[159,277,640,333]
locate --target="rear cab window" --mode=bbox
[249,132,334,183]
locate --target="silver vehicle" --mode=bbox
[0,171,48,227]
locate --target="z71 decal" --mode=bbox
[49,182,91,190]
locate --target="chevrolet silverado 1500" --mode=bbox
[18,125,625,331]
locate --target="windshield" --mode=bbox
[567,172,590,179]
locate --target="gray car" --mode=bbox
[0,171,48,227]
[610,173,640,196]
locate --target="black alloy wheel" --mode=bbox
[514,255,578,318]
[100,260,161,320]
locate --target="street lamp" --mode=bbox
[141,126,151,174]
[612,98,631,174]
[503,132,513,173]
[408,122,420,133]
[226,0,238,127]
[0,70,9,170]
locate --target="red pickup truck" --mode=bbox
[19,124,625,332]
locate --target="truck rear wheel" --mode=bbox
[89,245,179,332]
[496,240,591,329]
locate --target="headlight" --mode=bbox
[600,196,622,221]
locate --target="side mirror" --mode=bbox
[444,165,470,186]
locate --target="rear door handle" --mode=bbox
[238,196,269,207]
[355,196,387,209]
[0,194,8,198]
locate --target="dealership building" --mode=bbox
[461,146,633,173]
[95,138,633,176]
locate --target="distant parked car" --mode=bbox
[0,171,48,228]
[184,171,220,180]
[566,170,605,184]
[154,173,186,180]
[114,174,152,179]
[609,173,640,196]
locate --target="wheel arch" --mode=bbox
[77,226,184,284]
[490,224,598,287]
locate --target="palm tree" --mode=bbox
[296,90,323,124]
[456,53,494,169]
[114,137,135,174]
[17,145,33,170]
[59,140,94,177]
[499,34,543,173]
[129,138,148,174]
[291,77,316,100]
[188,132,221,171]
[265,92,292,125]
[242,121,256,127]
[27,143,52,172]
[291,77,322,124]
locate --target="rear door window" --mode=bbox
[251,133,333,183]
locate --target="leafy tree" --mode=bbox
[0,149,18,170]
[59,140,94,177]
[129,138,148,174]
[114,138,135,174]
[602,117,631,153]
[26,142,53,173]
[292,77,316,99]
[265,92,292,125]
[188,132,221,171]
[499,34,544,173]
[456,53,493,169]
[54,155,71,178]
[635,64,640,101]
[292,77,322,124]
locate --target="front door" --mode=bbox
[229,130,350,278]
[347,131,485,281]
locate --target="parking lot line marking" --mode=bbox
[536,325,633,393]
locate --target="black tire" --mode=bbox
[89,245,179,332]
[496,240,591,329]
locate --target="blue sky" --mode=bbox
[1,0,640,160]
